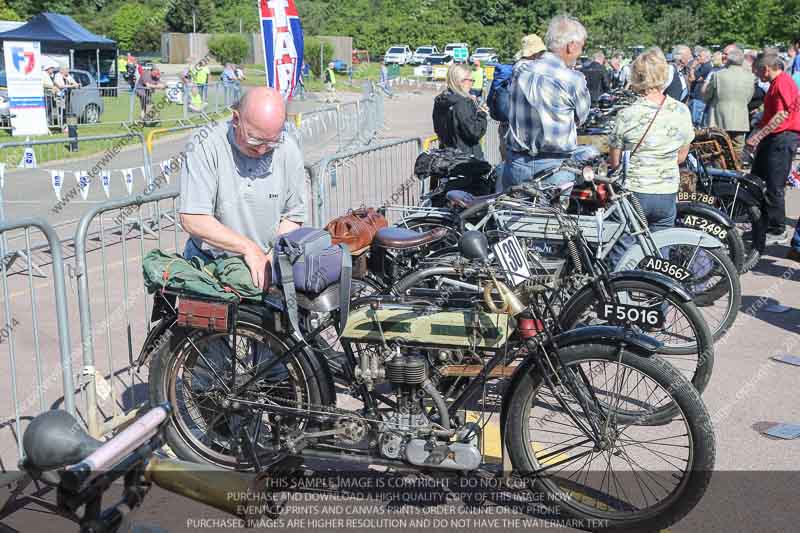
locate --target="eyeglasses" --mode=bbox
[235,111,285,148]
[245,130,284,148]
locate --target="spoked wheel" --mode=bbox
[559,279,715,394]
[149,316,324,470]
[664,244,741,342]
[505,343,715,533]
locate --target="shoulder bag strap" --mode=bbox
[631,95,666,156]
[278,253,300,333]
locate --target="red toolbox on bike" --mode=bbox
[176,297,231,333]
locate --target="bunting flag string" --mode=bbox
[50,170,63,200]
[74,170,91,200]
[160,159,172,184]
[101,170,111,198]
[123,168,134,195]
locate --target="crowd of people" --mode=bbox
[116,53,248,117]
[431,14,800,264]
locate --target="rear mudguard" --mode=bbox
[499,326,660,436]
[676,202,735,230]
[705,169,766,205]
[615,227,723,273]
[557,269,693,329]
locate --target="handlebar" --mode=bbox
[62,406,169,491]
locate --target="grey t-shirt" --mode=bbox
[179,120,306,257]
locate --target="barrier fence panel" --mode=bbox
[74,191,181,438]
[312,137,423,226]
[0,218,75,466]
[483,119,503,166]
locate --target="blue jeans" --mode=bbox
[498,145,600,193]
[609,192,677,268]
[690,99,707,127]
[183,237,212,261]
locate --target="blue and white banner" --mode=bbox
[259,0,304,100]
[3,41,49,136]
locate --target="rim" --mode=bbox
[166,322,311,467]
[522,357,694,521]
[84,104,99,123]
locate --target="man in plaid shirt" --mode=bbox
[500,14,597,192]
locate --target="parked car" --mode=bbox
[425,54,453,80]
[443,42,470,62]
[64,69,105,124]
[425,54,453,65]
[470,47,498,63]
[410,45,439,65]
[384,45,413,65]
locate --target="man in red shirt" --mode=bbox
[747,52,800,245]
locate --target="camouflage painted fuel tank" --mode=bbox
[341,305,513,349]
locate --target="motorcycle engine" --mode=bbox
[377,350,481,471]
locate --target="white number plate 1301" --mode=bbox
[493,235,532,286]
[596,302,664,329]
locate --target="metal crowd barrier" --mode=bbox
[295,92,384,162]
[0,218,76,464]
[310,137,423,226]
[73,191,181,438]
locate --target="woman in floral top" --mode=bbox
[608,47,695,232]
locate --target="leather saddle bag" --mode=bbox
[325,207,388,254]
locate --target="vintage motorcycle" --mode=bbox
[140,231,716,532]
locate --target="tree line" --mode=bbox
[0,1,797,58]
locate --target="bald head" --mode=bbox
[232,87,287,157]
[239,87,286,126]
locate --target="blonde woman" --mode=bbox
[432,63,488,159]
[608,47,694,235]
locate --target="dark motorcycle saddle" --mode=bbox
[445,190,502,210]
[22,410,102,472]
[373,227,448,250]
